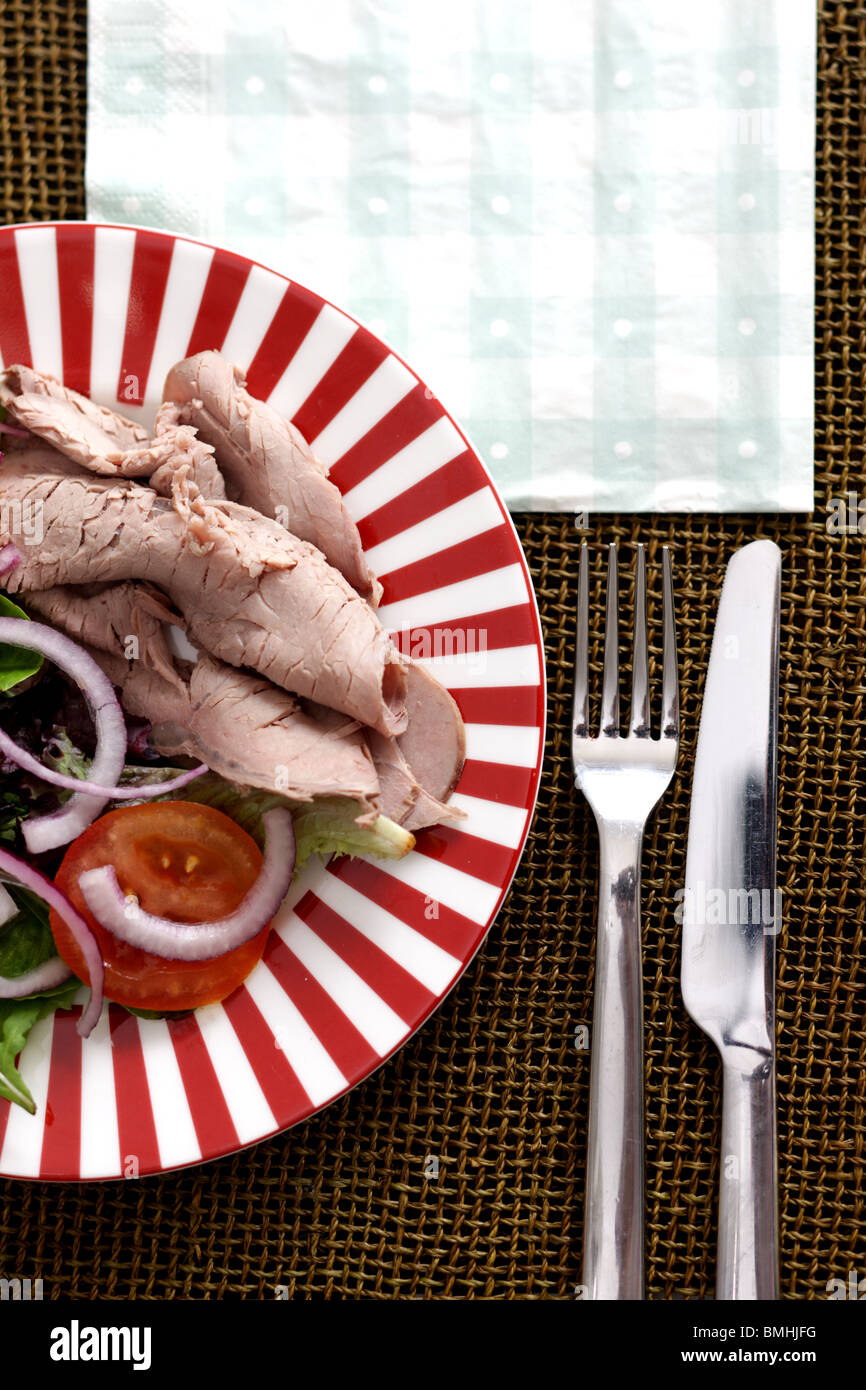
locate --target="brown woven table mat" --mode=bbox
[0,0,862,1301]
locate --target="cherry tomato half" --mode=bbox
[50,801,271,1011]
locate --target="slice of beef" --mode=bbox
[148,405,226,500]
[0,450,407,735]
[185,656,379,805]
[26,583,380,805]
[24,580,185,693]
[0,365,155,474]
[366,730,458,831]
[366,659,467,829]
[397,660,466,802]
[163,351,381,602]
[0,364,229,498]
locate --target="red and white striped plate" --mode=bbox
[0,223,545,1181]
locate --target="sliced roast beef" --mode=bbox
[163,351,380,602]
[397,660,466,803]
[26,583,381,806]
[0,365,155,474]
[184,656,380,804]
[0,364,229,498]
[366,659,467,829]
[26,580,186,695]
[366,730,458,831]
[0,451,407,735]
[149,405,226,500]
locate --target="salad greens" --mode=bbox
[0,981,81,1112]
[0,594,77,1110]
[0,885,81,1112]
[0,711,413,1114]
[42,728,91,785]
[46,731,186,794]
[162,772,414,868]
[291,797,414,866]
[0,885,62,976]
[0,594,43,693]
[0,783,33,844]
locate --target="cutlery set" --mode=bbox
[572,540,781,1301]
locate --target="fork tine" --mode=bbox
[601,543,619,735]
[572,541,589,736]
[661,546,679,738]
[630,544,649,735]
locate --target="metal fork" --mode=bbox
[572,542,679,1300]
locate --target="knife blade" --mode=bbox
[681,539,781,1301]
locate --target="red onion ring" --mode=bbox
[0,955,72,998]
[0,618,128,853]
[0,422,29,439]
[0,542,21,575]
[0,729,207,800]
[0,848,103,1035]
[79,808,295,961]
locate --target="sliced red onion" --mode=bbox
[0,955,72,998]
[0,618,128,853]
[0,728,207,800]
[0,847,103,1036]
[0,422,28,438]
[0,882,17,927]
[0,542,21,575]
[79,808,295,962]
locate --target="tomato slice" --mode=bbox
[50,801,272,1012]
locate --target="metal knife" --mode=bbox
[681,539,781,1301]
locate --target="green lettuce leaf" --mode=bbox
[0,981,80,1112]
[42,728,91,785]
[289,797,415,867]
[0,885,83,1111]
[161,773,414,868]
[0,886,58,977]
[0,594,43,693]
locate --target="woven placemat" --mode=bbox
[0,0,862,1300]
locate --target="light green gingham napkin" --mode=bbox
[86,0,815,513]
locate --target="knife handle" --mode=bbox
[717,1056,779,1300]
[582,825,645,1300]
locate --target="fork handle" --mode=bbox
[582,824,645,1300]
